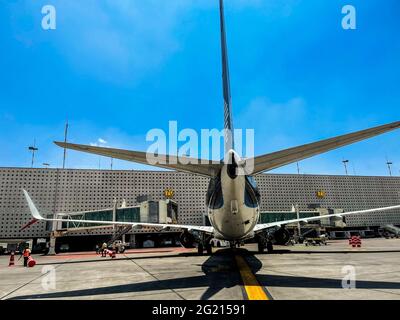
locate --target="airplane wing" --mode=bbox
[254,205,400,232]
[56,122,400,177]
[54,142,222,177]
[23,190,214,234]
[249,121,400,175]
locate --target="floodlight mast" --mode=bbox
[62,118,69,169]
[342,159,349,176]
[28,139,38,168]
[387,160,393,177]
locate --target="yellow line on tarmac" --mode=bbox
[235,255,269,300]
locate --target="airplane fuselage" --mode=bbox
[206,151,260,241]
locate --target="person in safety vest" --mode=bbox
[21,247,31,267]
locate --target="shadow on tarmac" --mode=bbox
[244,253,400,290]
[10,249,242,300]
[258,249,400,255]
[8,248,400,300]
[34,247,400,267]
[35,252,202,266]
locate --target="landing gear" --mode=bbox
[257,240,265,253]
[205,235,213,255]
[198,235,213,255]
[205,242,212,255]
[266,241,274,253]
[197,243,204,255]
[257,239,273,253]
[256,234,267,253]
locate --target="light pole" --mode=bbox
[342,159,349,176]
[295,204,301,238]
[28,139,38,168]
[62,119,69,169]
[386,161,393,177]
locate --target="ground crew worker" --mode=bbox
[101,242,107,257]
[95,244,99,254]
[22,247,31,267]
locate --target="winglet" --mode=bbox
[22,189,45,220]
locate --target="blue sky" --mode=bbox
[0,0,399,175]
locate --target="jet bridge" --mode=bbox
[53,199,179,232]
[50,199,180,252]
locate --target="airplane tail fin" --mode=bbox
[219,0,234,153]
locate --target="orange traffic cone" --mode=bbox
[27,256,36,268]
[8,252,15,267]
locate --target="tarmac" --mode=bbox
[1,238,400,300]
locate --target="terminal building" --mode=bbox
[1,167,400,250]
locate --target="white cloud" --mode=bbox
[89,138,108,146]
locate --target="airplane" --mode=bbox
[23,0,400,255]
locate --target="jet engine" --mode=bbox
[272,227,291,245]
[179,231,196,248]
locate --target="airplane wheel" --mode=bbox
[197,243,204,255]
[266,242,273,253]
[257,241,265,253]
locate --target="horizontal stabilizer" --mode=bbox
[250,121,400,174]
[54,142,222,177]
